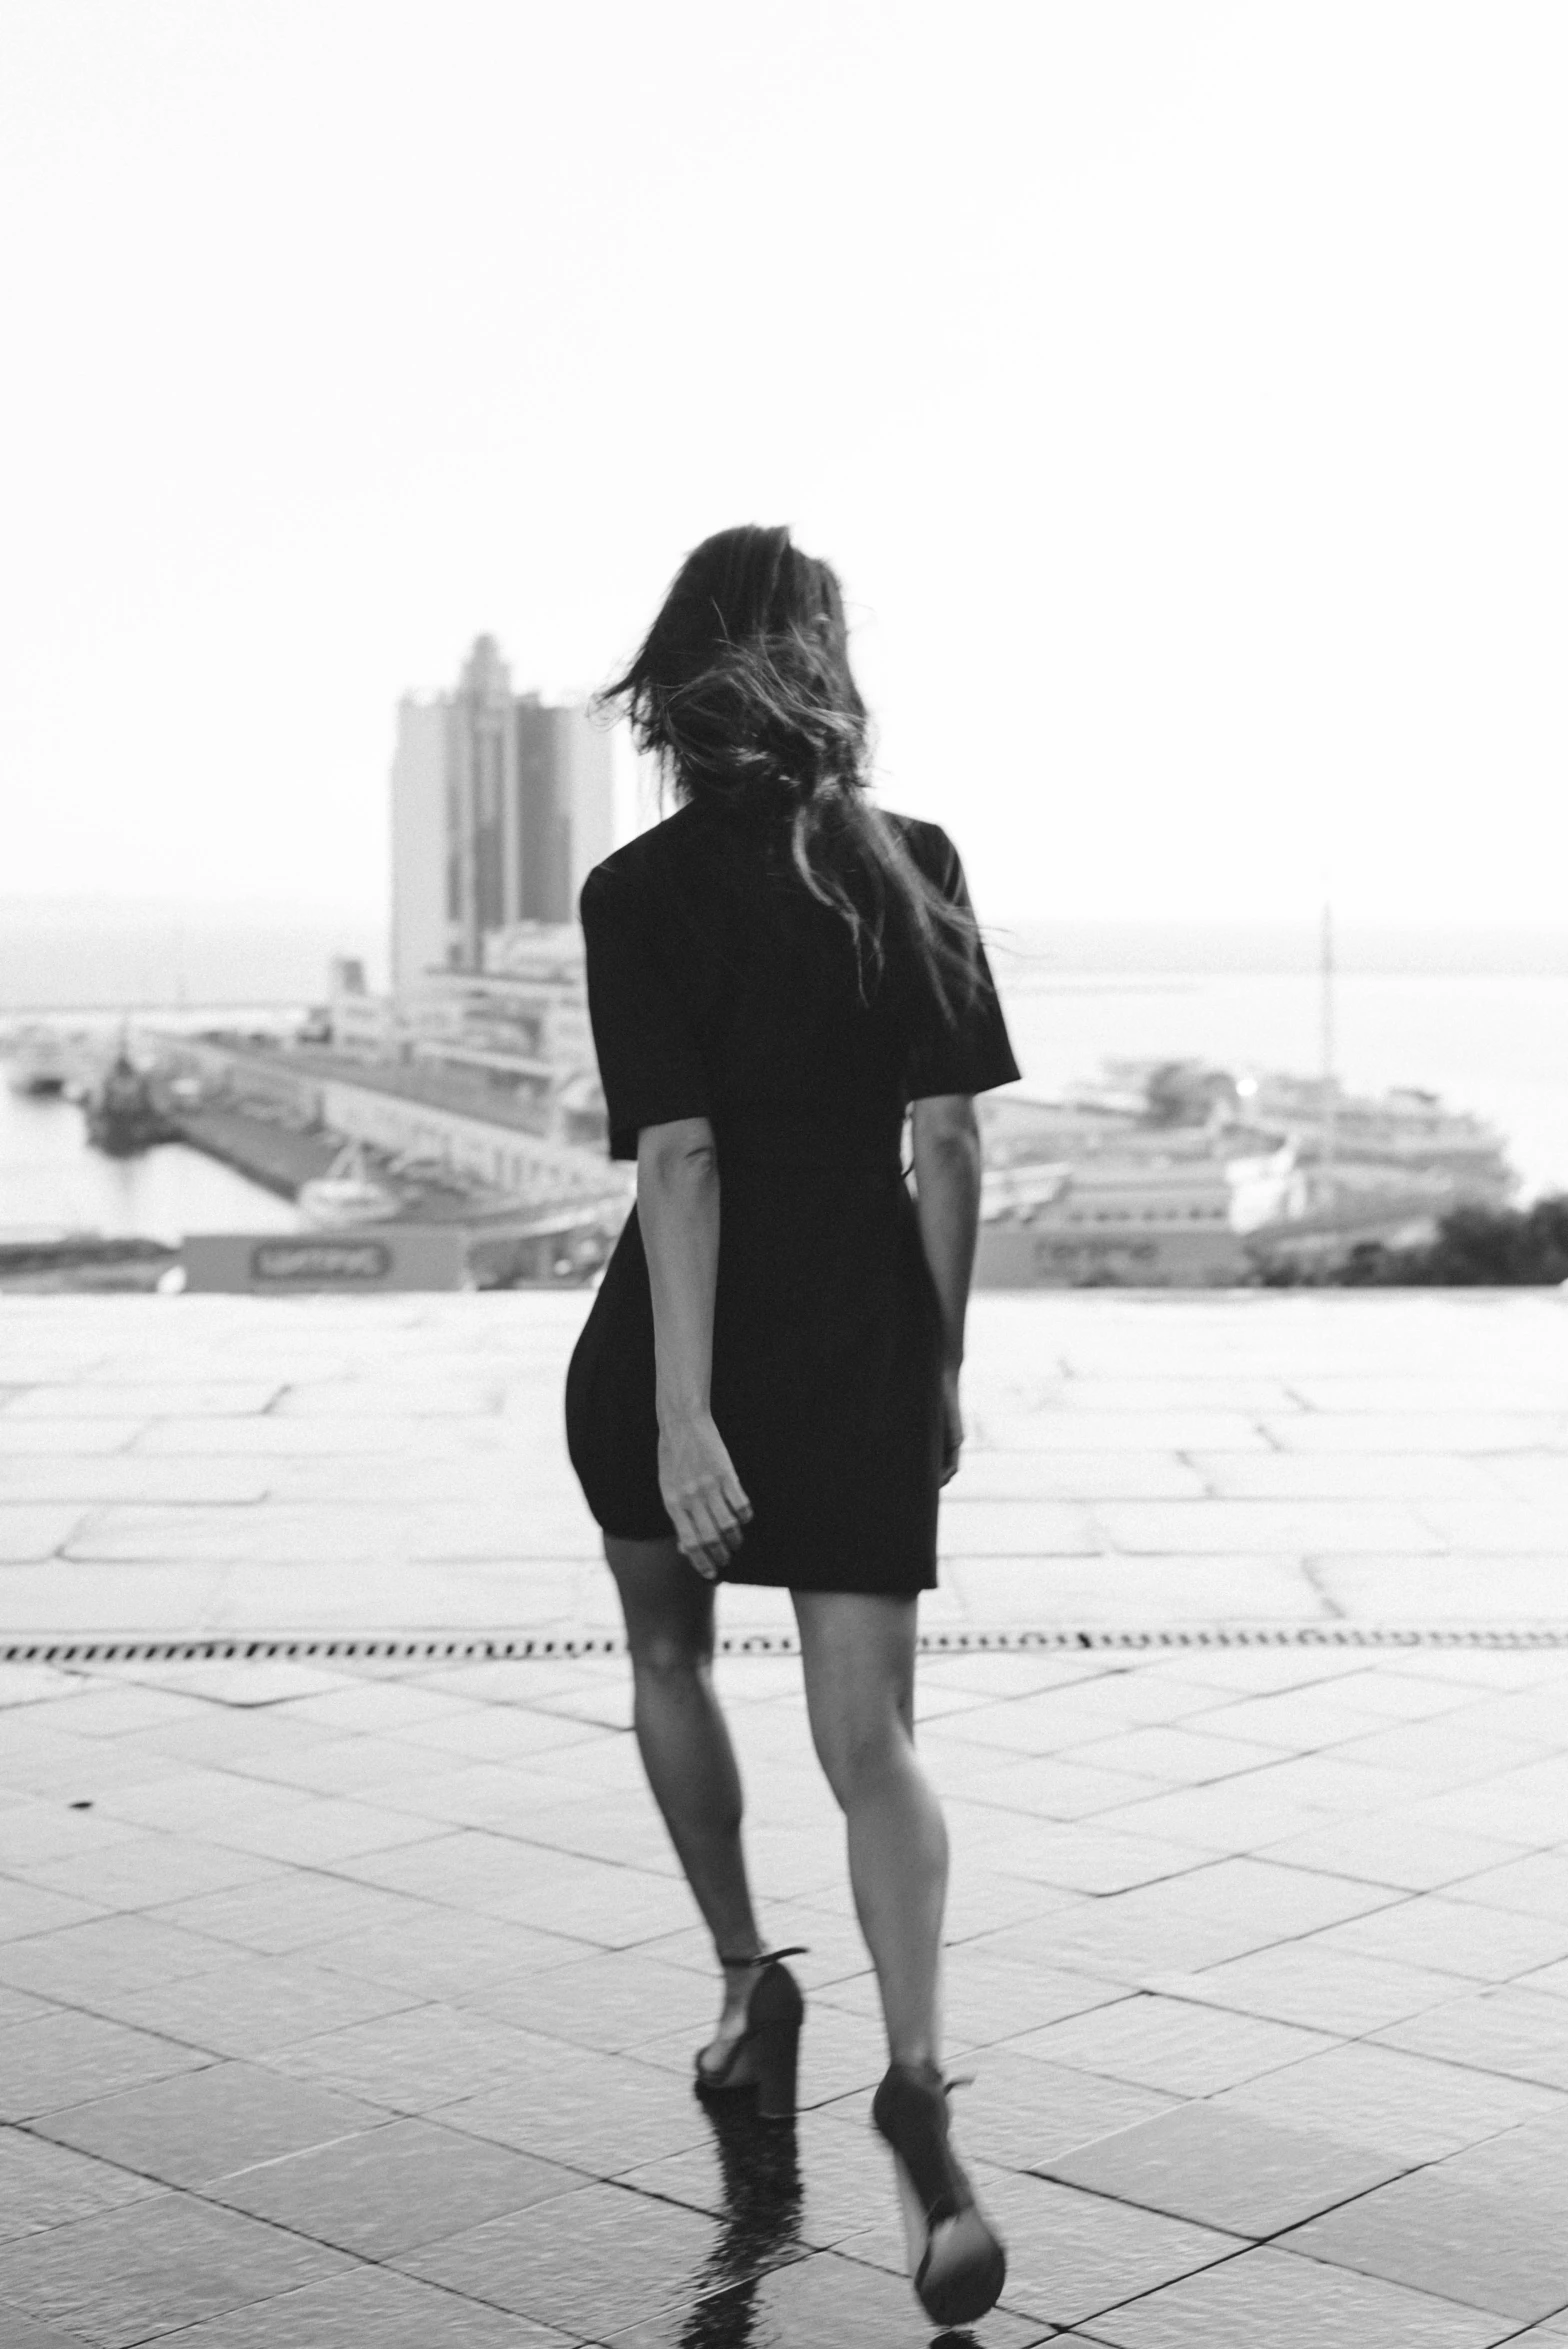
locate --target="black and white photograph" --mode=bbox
[2,5,1567,2343]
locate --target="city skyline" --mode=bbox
[3,4,1566,930]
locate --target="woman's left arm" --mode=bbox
[637,1117,752,1578]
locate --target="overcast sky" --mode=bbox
[3,1,1564,928]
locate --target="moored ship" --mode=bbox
[83,1050,178,1156]
[973,1059,1519,1287]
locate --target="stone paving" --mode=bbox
[1,1286,1567,2344]
[1,1287,1567,1642]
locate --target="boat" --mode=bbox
[296,1141,401,1229]
[83,1050,178,1156]
[972,1058,1522,1287]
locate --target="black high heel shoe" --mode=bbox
[872,2059,1007,2326]
[693,1946,807,2123]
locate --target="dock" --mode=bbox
[162,1102,344,1200]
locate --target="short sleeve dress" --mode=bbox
[563,801,1021,1596]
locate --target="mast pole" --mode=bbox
[1320,872,1337,1203]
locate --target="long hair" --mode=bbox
[597,524,987,1029]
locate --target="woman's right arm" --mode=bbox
[911,1094,983,1480]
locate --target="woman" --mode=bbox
[564,524,1021,2327]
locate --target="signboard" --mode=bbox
[183,1227,472,1293]
[250,1239,393,1283]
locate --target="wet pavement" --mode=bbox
[1,1287,1568,2342]
[7,1638,1568,2343]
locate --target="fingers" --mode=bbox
[674,1482,753,1580]
[658,1421,753,1580]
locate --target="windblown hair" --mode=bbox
[597,524,987,1030]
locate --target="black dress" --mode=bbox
[563,801,1021,1597]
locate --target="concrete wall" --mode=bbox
[184,1227,471,1293]
[975,1220,1249,1287]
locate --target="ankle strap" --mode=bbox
[883,2058,974,2093]
[718,1944,808,1967]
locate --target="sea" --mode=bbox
[0,1084,303,1245]
[2,911,1565,1243]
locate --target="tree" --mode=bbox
[1259,1195,1568,1286]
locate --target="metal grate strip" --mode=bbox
[6,1626,1568,1667]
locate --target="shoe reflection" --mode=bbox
[676,2097,803,2348]
[670,2100,989,2348]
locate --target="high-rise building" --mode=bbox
[390,637,616,997]
[516,695,613,924]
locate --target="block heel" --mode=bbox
[694,1947,806,2124]
[747,2008,801,2118]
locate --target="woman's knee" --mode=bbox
[631,1625,712,1684]
[605,1533,713,1677]
[793,1589,919,1803]
[812,1712,912,1810]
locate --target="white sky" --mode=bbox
[3,0,1564,927]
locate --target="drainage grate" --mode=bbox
[6,1625,1568,1667]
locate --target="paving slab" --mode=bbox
[106,2263,575,2346]
[0,2126,165,2243]
[394,2176,780,2337]
[1038,2101,1414,2238]
[1073,2241,1517,2345]
[1281,2167,1568,2324]
[1003,1992,1333,2098]
[0,2193,353,2346]
[1212,2037,1568,2161]
[0,2306,90,2349]
[207,2115,582,2258]
[30,2060,391,2185]
[2,2010,212,2123]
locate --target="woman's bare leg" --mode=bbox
[604,1534,765,2050]
[791,1590,946,2067]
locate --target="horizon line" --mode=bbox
[2,893,1567,937]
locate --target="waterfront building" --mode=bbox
[329,991,401,1062]
[404,924,602,1149]
[390,638,615,996]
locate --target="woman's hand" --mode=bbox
[939,1364,964,1487]
[659,1409,754,1580]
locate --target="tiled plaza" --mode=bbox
[2,1286,1568,2343]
